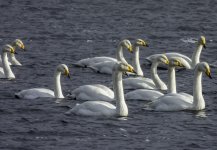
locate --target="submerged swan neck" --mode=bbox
[116,45,128,64]
[54,71,64,98]
[112,69,128,117]
[192,68,205,110]
[191,44,203,67]
[150,61,166,90]
[132,46,143,76]
[2,51,15,79]
[168,66,176,93]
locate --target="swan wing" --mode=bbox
[74,57,117,67]
[123,77,155,90]
[15,88,54,99]
[68,101,116,116]
[125,89,164,101]
[69,84,114,101]
[148,93,193,111]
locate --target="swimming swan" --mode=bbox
[147,62,212,111]
[0,45,17,79]
[66,63,135,117]
[72,39,133,68]
[145,36,206,69]
[123,54,169,90]
[0,39,26,66]
[15,64,70,99]
[125,57,188,101]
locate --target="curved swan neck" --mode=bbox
[9,53,21,65]
[191,44,203,67]
[2,51,15,79]
[112,70,128,117]
[116,45,128,64]
[54,71,64,98]
[192,68,205,110]
[150,61,166,90]
[168,66,176,93]
[132,45,143,76]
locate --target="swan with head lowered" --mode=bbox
[125,57,189,101]
[0,45,17,79]
[146,62,212,111]
[123,54,169,90]
[66,63,135,117]
[72,39,133,68]
[0,39,26,66]
[15,64,70,99]
[145,36,206,69]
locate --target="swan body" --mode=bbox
[15,64,70,99]
[67,63,135,117]
[125,89,164,101]
[0,39,25,66]
[73,39,132,69]
[148,62,211,111]
[123,54,169,90]
[68,84,114,102]
[145,36,206,69]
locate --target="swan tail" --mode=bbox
[70,63,86,68]
[15,93,20,99]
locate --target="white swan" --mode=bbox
[145,36,206,69]
[125,57,188,101]
[72,39,132,67]
[68,84,115,102]
[123,54,169,90]
[66,63,135,117]
[0,39,25,66]
[147,62,212,111]
[15,64,70,99]
[0,45,17,79]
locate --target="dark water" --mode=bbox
[1,0,217,149]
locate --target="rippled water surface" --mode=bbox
[1,0,217,149]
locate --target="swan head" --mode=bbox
[198,36,206,49]
[169,57,190,69]
[197,62,212,79]
[135,39,149,47]
[114,62,136,74]
[157,54,169,65]
[2,45,16,54]
[57,64,70,79]
[12,39,26,51]
[120,39,133,53]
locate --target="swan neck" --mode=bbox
[112,70,128,117]
[2,52,15,79]
[54,71,64,98]
[168,66,176,93]
[193,69,205,110]
[9,53,21,65]
[150,61,166,90]
[116,45,127,64]
[132,46,143,76]
[191,44,203,67]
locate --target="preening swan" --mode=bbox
[15,64,70,99]
[0,39,26,66]
[125,57,187,101]
[145,36,206,69]
[72,39,132,67]
[123,54,169,90]
[66,63,135,117]
[68,84,115,102]
[0,45,17,79]
[147,62,212,111]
